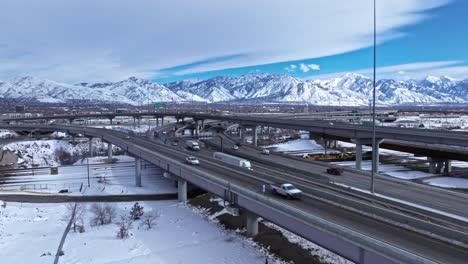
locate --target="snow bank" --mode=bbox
[423,177,468,189]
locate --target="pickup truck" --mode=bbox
[270,183,302,199]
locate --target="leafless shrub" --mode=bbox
[140,210,160,230]
[90,203,116,226]
[116,215,133,239]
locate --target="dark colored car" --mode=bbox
[326,167,344,176]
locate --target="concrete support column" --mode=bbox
[161,116,165,126]
[107,143,112,159]
[135,157,142,187]
[194,120,199,136]
[355,141,363,170]
[428,157,437,174]
[133,117,136,128]
[156,117,159,127]
[241,126,246,142]
[444,160,452,174]
[352,138,383,173]
[137,117,141,128]
[177,177,187,202]
[88,138,93,157]
[253,126,258,146]
[109,118,113,125]
[201,119,205,129]
[245,210,259,237]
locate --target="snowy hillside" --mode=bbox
[167,73,468,105]
[1,73,468,105]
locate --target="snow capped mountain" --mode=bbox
[78,77,184,104]
[1,74,467,106]
[166,73,467,105]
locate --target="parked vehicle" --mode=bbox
[232,145,239,150]
[213,152,252,170]
[185,156,200,165]
[185,140,200,151]
[326,167,344,175]
[271,183,302,199]
[261,149,270,155]
[171,141,178,146]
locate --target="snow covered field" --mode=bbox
[0,153,285,264]
[0,200,281,264]
[0,155,176,195]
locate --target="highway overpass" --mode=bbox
[1,123,468,264]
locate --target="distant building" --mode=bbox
[115,108,128,113]
[15,105,25,112]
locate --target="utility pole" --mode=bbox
[371,0,377,194]
[87,154,90,187]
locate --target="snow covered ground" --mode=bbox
[267,139,339,155]
[423,177,468,189]
[0,200,281,264]
[332,160,435,180]
[0,155,176,195]
[0,153,285,264]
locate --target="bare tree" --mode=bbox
[63,203,86,232]
[140,210,160,230]
[90,203,116,226]
[116,215,133,239]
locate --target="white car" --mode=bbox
[124,135,131,139]
[261,149,270,155]
[185,156,200,165]
[232,145,239,150]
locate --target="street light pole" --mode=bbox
[87,154,90,187]
[370,0,377,194]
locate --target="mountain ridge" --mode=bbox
[0,73,467,106]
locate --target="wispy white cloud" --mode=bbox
[307,61,468,80]
[284,64,298,73]
[299,63,320,72]
[0,0,450,82]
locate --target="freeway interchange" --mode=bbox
[1,119,468,263]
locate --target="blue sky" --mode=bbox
[156,0,468,83]
[0,0,466,83]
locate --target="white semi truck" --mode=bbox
[185,140,200,151]
[213,152,252,170]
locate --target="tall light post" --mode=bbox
[370,0,377,194]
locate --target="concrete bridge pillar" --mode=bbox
[137,117,141,128]
[355,140,363,170]
[252,126,258,146]
[133,117,136,128]
[240,126,246,142]
[444,160,452,174]
[245,210,259,237]
[161,116,165,126]
[194,120,199,136]
[109,118,113,125]
[156,117,159,128]
[177,177,187,202]
[135,157,142,187]
[107,143,112,159]
[352,138,384,173]
[201,119,205,130]
[428,157,437,174]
